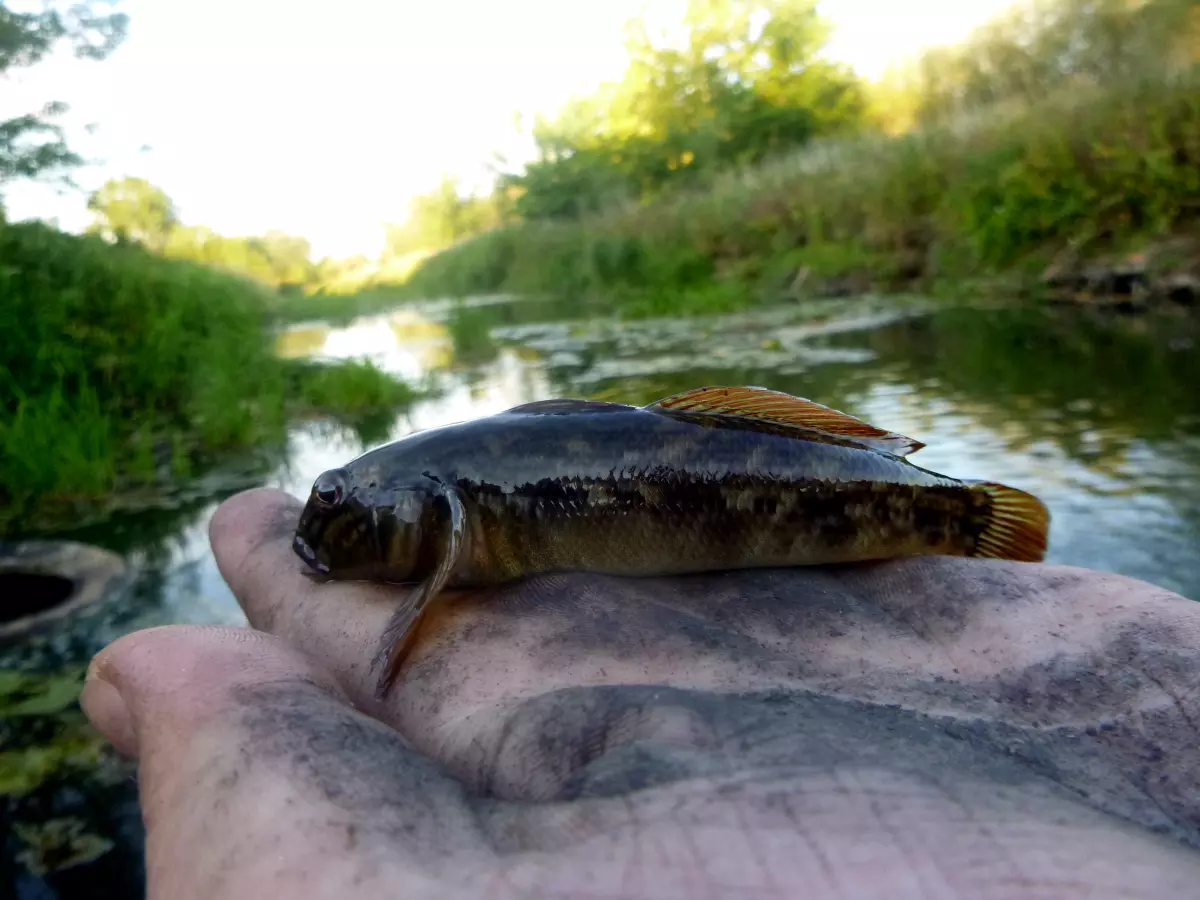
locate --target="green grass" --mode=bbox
[0,222,418,534]
[399,70,1200,315]
[283,357,419,445]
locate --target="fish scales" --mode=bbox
[291,386,1050,697]
[455,470,985,584]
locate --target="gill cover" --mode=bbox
[371,485,467,698]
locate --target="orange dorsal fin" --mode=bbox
[645,385,925,456]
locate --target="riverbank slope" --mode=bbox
[397,71,1200,318]
[0,222,417,534]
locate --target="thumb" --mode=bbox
[81,624,330,761]
[80,624,488,900]
[80,625,356,897]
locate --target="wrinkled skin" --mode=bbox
[82,488,1200,899]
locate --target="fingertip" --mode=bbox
[81,624,346,760]
[209,487,302,553]
[80,675,137,758]
[83,624,238,759]
[204,485,399,661]
[209,488,304,599]
[79,624,387,895]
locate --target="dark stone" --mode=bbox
[0,541,129,642]
[1165,273,1199,306]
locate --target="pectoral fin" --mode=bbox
[647,385,925,456]
[372,486,467,699]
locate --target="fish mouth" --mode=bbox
[293,534,329,574]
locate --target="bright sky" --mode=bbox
[1,0,1013,260]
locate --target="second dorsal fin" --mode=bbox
[645,385,926,456]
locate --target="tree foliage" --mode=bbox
[86,176,177,251]
[383,175,512,258]
[501,0,866,221]
[873,0,1199,131]
[255,230,315,288]
[86,176,317,291]
[400,0,1200,313]
[0,1,128,195]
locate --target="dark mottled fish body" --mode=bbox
[293,387,1050,696]
[381,407,981,581]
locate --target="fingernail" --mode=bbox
[81,672,139,758]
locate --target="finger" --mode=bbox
[208,490,585,787]
[80,624,488,900]
[208,488,398,699]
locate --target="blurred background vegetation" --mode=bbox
[0,0,419,532]
[397,0,1200,310]
[10,0,1197,307]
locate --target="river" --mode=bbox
[3,292,1199,897]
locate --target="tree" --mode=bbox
[0,1,128,198]
[877,0,1200,128]
[507,0,866,220]
[384,176,505,256]
[86,176,178,251]
[254,230,315,289]
[613,0,864,163]
[83,177,323,290]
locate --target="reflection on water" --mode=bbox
[5,292,1200,897]
[275,309,455,380]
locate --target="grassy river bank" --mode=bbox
[0,222,419,535]
[393,70,1200,319]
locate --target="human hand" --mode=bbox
[81,488,1200,898]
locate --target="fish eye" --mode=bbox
[312,469,348,509]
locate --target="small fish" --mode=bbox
[293,386,1050,697]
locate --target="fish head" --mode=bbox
[293,465,440,583]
